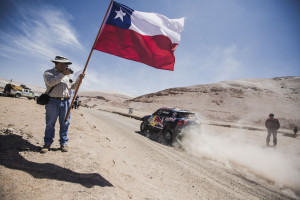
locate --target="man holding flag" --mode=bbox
[40,56,85,154]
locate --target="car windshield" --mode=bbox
[177,112,196,119]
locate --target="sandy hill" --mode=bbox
[1,76,299,129]
[125,76,300,129]
[78,90,134,107]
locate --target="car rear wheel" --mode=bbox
[140,121,148,132]
[163,128,173,145]
[174,132,184,147]
[15,93,21,98]
[175,134,182,143]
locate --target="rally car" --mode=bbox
[140,107,200,145]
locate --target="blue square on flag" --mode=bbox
[106,2,133,29]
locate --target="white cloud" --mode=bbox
[38,9,81,48]
[0,5,82,61]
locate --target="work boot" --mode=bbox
[40,145,50,154]
[60,144,69,152]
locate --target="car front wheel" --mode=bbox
[15,93,21,98]
[140,121,148,132]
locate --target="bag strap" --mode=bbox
[46,84,59,95]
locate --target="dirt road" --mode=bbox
[82,108,295,199]
[0,97,297,199]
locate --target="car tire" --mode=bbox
[15,93,21,98]
[140,121,148,132]
[34,96,38,101]
[163,128,173,145]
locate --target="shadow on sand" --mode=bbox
[283,133,298,138]
[136,131,169,145]
[0,134,113,188]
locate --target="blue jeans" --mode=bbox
[266,129,277,146]
[44,98,71,146]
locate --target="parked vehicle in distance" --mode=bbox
[140,107,200,145]
[2,83,39,100]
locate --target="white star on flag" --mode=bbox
[115,8,126,21]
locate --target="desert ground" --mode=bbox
[0,76,299,200]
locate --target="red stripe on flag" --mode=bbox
[94,24,178,71]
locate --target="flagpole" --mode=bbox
[65,0,114,121]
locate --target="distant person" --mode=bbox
[265,113,280,147]
[128,108,133,114]
[294,126,298,135]
[40,56,85,154]
[72,96,78,109]
[74,96,79,109]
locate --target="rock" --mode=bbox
[5,128,14,135]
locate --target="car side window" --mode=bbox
[153,109,162,116]
[160,110,172,117]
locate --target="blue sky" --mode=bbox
[0,0,299,96]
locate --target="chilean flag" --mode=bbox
[93,1,185,71]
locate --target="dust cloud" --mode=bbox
[181,124,300,193]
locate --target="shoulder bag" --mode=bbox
[36,85,58,105]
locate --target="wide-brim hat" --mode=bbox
[51,56,72,65]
